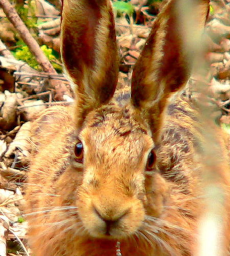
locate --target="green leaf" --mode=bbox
[147,0,163,3]
[113,1,134,16]
[17,216,25,223]
[13,44,62,72]
[210,5,214,15]
[221,123,230,134]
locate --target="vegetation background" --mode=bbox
[0,0,230,255]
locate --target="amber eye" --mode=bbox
[74,141,84,163]
[146,149,156,171]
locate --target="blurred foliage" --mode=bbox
[210,5,214,15]
[9,0,64,72]
[17,216,25,223]
[13,42,62,72]
[113,1,134,17]
[147,0,163,3]
[8,0,163,72]
[15,0,37,30]
[221,123,230,134]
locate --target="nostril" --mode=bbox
[93,207,103,220]
[93,206,128,224]
[92,205,133,237]
[93,206,129,236]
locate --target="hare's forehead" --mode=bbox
[80,127,153,169]
[82,104,151,135]
[79,105,153,151]
[80,123,154,154]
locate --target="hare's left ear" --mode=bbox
[131,0,209,140]
[61,0,119,125]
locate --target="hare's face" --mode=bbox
[58,0,208,249]
[73,106,169,239]
[25,0,212,255]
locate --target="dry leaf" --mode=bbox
[5,122,32,165]
[0,91,22,130]
[36,0,60,16]
[0,67,15,93]
[0,215,9,256]
[0,189,14,205]
[0,141,7,159]
[21,100,46,121]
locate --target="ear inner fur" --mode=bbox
[131,0,209,141]
[61,0,119,127]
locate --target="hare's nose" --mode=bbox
[94,206,128,234]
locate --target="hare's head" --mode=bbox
[60,0,209,240]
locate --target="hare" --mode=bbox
[25,0,230,255]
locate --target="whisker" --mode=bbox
[30,219,76,228]
[174,195,205,203]
[31,217,84,240]
[24,206,78,217]
[134,231,152,248]
[26,211,78,223]
[144,222,178,240]
[141,229,178,256]
[24,191,61,197]
[145,215,191,234]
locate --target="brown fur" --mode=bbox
[25,0,230,255]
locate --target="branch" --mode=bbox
[0,0,57,74]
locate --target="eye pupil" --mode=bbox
[74,141,84,163]
[146,150,156,170]
[75,143,83,156]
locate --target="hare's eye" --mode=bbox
[146,149,156,171]
[74,141,84,163]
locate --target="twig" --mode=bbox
[14,72,68,80]
[0,168,26,181]
[17,101,73,110]
[20,91,52,101]
[0,0,57,74]
[9,228,29,256]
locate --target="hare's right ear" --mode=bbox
[131,0,209,141]
[61,0,119,126]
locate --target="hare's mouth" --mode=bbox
[79,206,144,240]
[85,217,137,239]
